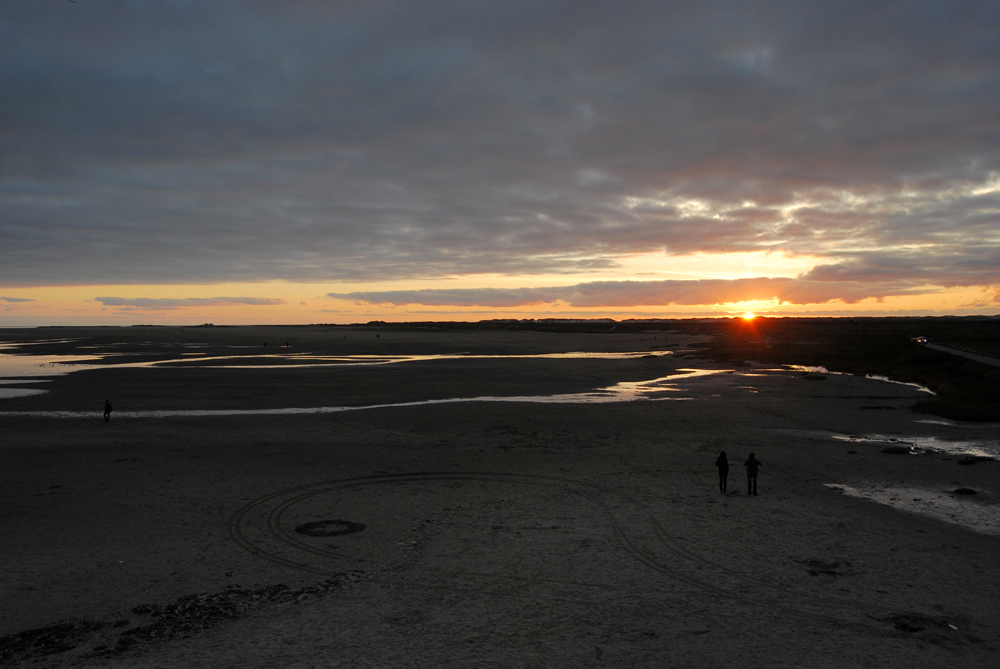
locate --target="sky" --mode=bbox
[2,0,999,325]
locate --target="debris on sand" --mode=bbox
[0,621,110,665]
[0,572,365,665]
[295,519,366,537]
[876,613,984,646]
[794,558,852,577]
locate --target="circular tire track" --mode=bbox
[229,471,869,622]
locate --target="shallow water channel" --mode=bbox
[0,348,724,415]
[3,343,998,536]
[0,348,673,399]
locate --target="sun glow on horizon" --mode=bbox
[0,282,996,327]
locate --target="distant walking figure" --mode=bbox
[715,451,729,492]
[103,400,112,423]
[744,452,761,495]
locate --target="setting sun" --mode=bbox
[742,312,756,320]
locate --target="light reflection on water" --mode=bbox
[0,368,724,418]
[826,483,1000,536]
[831,433,998,458]
[787,365,935,394]
[0,350,671,380]
[0,354,102,380]
[0,349,683,399]
[0,388,48,399]
[149,350,674,369]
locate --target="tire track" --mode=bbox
[229,472,866,621]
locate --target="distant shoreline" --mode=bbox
[2,317,999,422]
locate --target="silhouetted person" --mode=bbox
[715,451,729,492]
[103,400,112,423]
[744,452,761,495]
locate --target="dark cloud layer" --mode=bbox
[95,296,286,310]
[2,1,999,303]
[331,277,927,308]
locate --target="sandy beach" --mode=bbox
[1,325,998,667]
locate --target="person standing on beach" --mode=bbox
[715,451,729,492]
[103,400,112,423]
[744,452,761,495]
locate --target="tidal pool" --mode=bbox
[831,433,999,459]
[826,483,1000,536]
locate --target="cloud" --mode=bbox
[0,1,997,299]
[94,296,287,310]
[331,275,933,308]
[800,249,1000,288]
[0,296,34,302]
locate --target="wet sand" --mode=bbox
[1,326,998,667]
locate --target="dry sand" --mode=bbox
[1,326,998,668]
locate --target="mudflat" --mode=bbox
[1,325,998,668]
